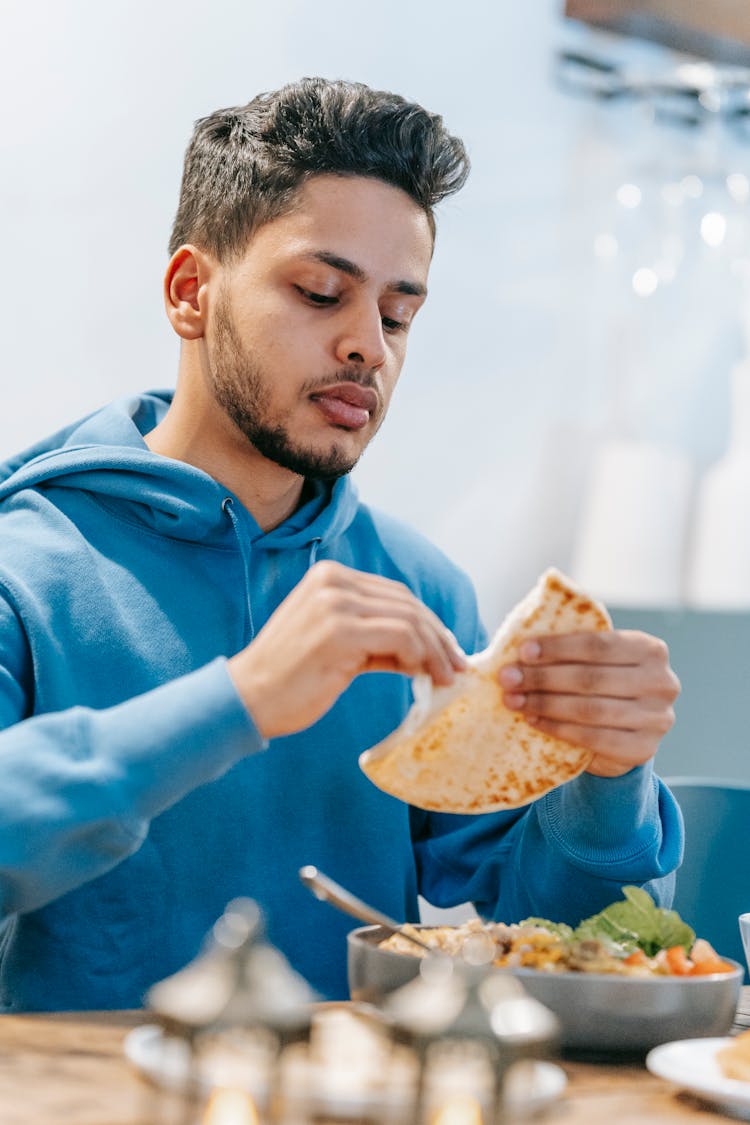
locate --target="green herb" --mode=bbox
[572,886,695,957]
[518,917,574,941]
[519,887,695,957]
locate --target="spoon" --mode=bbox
[298,865,436,956]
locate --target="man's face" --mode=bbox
[203,174,433,480]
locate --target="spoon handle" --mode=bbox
[298,865,433,952]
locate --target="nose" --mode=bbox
[334,300,387,370]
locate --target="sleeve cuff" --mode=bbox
[535,763,661,870]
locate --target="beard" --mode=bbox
[207,290,378,481]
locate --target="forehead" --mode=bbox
[236,174,434,285]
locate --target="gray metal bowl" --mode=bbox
[347,925,743,1054]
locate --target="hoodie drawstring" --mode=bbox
[308,537,322,566]
[222,498,256,642]
[222,501,324,640]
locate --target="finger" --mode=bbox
[506,691,647,729]
[309,560,432,610]
[501,657,680,705]
[353,579,466,658]
[413,620,467,678]
[508,690,677,734]
[351,618,459,685]
[499,661,644,700]
[517,629,668,667]
[526,716,658,765]
[316,580,466,672]
[370,599,466,671]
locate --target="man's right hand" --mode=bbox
[227,560,466,739]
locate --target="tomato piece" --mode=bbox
[689,958,735,975]
[623,949,650,967]
[665,945,693,975]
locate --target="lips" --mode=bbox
[309,383,379,431]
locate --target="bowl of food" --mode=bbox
[348,887,743,1054]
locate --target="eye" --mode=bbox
[381,297,420,335]
[295,285,338,307]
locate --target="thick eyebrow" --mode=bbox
[304,250,427,298]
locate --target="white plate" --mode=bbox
[124,1023,566,1117]
[647,1037,750,1113]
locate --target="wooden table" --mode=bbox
[2,994,750,1125]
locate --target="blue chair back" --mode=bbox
[665,777,750,978]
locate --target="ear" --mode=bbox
[163,245,214,340]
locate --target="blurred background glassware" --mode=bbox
[564,0,750,67]
[555,48,750,133]
[739,912,750,978]
[555,27,750,611]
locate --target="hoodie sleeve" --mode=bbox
[412,762,683,924]
[0,594,265,916]
[410,567,683,924]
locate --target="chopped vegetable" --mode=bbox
[380,888,735,977]
[517,917,574,941]
[622,949,650,969]
[664,945,692,976]
[572,886,694,956]
[683,939,735,976]
[562,885,694,957]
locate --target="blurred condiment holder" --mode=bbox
[145,898,317,1122]
[382,955,560,1124]
[138,897,560,1124]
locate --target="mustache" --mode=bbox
[301,368,380,396]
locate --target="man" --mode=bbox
[0,78,681,1010]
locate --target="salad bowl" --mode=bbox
[348,925,742,1053]
[348,889,743,1054]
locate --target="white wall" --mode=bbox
[2,0,746,626]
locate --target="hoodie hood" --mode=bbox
[0,391,360,551]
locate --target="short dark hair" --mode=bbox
[168,77,469,260]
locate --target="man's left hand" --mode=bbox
[498,630,681,778]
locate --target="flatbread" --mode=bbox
[359,568,612,813]
[717,1030,750,1081]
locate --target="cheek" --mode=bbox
[254,302,327,360]
[261,334,320,381]
[234,308,298,366]
[375,366,403,418]
[384,344,408,387]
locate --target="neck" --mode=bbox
[144,370,306,533]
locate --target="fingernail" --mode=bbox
[505,693,527,710]
[520,641,541,662]
[499,667,523,688]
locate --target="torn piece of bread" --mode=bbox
[717,1030,750,1082]
[359,568,612,814]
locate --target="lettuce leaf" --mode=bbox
[517,917,574,940]
[573,886,694,957]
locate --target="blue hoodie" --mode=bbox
[0,391,682,1010]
